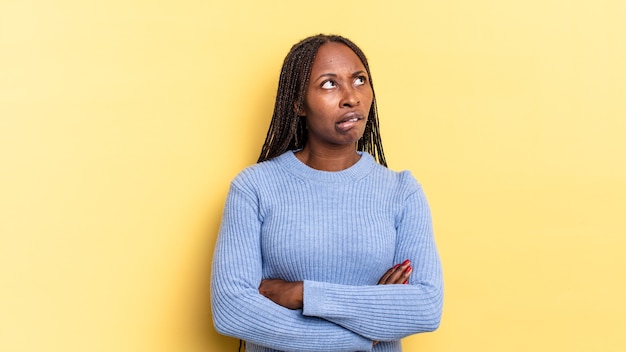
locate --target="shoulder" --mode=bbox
[367,159,422,196]
[230,152,290,190]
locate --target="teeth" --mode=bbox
[337,117,360,125]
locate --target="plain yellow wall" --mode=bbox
[1,1,625,351]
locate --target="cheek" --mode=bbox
[302,93,317,116]
[363,87,374,105]
[304,95,332,117]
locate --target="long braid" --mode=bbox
[258,34,387,166]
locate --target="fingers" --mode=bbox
[377,267,396,284]
[378,259,412,285]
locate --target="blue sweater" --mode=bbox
[211,151,443,352]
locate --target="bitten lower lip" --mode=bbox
[336,112,364,132]
[337,112,364,123]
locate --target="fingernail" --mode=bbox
[404,266,412,274]
[393,264,400,269]
[403,280,409,284]
[402,259,410,266]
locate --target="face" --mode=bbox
[300,42,373,150]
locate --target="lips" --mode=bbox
[336,112,364,131]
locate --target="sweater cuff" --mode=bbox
[302,280,327,317]
[302,280,372,351]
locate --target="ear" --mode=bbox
[293,102,306,117]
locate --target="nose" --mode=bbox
[340,87,360,108]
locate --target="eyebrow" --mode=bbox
[313,70,367,82]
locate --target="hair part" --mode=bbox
[257,34,387,167]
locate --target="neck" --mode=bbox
[295,144,361,171]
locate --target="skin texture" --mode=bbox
[258,42,412,346]
[295,42,374,171]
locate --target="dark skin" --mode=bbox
[259,42,413,344]
[259,42,412,346]
[294,41,373,171]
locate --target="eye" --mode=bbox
[321,80,336,89]
[354,75,368,86]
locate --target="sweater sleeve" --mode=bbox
[211,180,373,352]
[302,179,443,341]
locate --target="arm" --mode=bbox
[259,260,413,310]
[301,183,443,341]
[211,181,373,352]
[256,181,443,341]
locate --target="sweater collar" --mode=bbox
[276,150,376,182]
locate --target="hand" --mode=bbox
[377,259,412,285]
[259,279,304,309]
[372,260,413,346]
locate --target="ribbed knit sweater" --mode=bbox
[211,151,443,352]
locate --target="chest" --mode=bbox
[258,182,398,284]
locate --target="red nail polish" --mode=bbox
[402,259,410,266]
[393,264,400,269]
[404,266,412,273]
[403,280,409,284]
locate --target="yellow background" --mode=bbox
[1,1,625,351]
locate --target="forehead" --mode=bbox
[311,42,365,73]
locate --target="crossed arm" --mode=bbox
[258,260,414,348]
[212,178,443,351]
[259,259,414,310]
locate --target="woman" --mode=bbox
[211,34,443,352]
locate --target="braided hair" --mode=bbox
[257,34,387,167]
